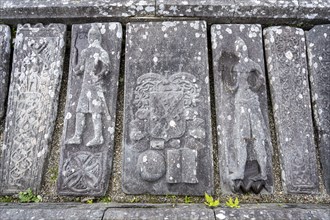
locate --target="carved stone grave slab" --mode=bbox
[264,26,319,194]
[57,23,122,196]
[306,25,330,194]
[211,24,273,194]
[0,23,66,194]
[0,25,11,121]
[123,21,213,195]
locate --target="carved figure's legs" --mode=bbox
[230,109,248,182]
[252,113,267,181]
[86,113,104,146]
[66,113,85,145]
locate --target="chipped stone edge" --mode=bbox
[0,0,156,20]
[0,203,329,220]
[156,0,330,22]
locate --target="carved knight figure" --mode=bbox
[67,24,110,147]
[226,37,268,193]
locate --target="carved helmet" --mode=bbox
[88,24,102,44]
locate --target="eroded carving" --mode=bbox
[306,25,330,194]
[131,71,203,184]
[57,23,122,196]
[223,37,268,194]
[212,24,273,195]
[123,21,213,195]
[66,24,110,147]
[0,23,66,194]
[264,26,318,194]
[0,25,11,120]
[62,151,103,193]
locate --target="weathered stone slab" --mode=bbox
[211,24,273,194]
[234,0,298,20]
[122,21,213,195]
[156,0,235,19]
[306,25,330,194]
[0,23,66,194]
[104,205,215,220]
[57,23,122,196]
[0,203,106,220]
[298,0,330,20]
[264,26,319,194]
[215,204,330,220]
[0,25,11,121]
[1,0,155,21]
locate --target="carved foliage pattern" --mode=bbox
[8,37,59,189]
[272,29,316,190]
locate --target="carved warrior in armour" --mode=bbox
[67,24,110,147]
[225,37,268,194]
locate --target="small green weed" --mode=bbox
[130,196,140,203]
[204,193,220,208]
[225,197,240,208]
[0,196,13,203]
[86,199,94,204]
[99,196,111,203]
[184,196,192,204]
[18,188,42,203]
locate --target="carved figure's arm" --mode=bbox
[97,51,110,78]
[251,62,265,90]
[73,50,85,75]
[225,68,239,93]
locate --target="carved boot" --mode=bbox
[66,113,85,145]
[87,114,104,147]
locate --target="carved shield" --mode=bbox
[149,91,185,141]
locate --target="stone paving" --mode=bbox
[0,0,329,219]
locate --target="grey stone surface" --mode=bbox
[156,0,235,18]
[122,21,213,195]
[264,26,319,194]
[306,25,330,194]
[0,23,66,195]
[57,23,122,196]
[0,203,106,220]
[234,0,298,21]
[1,0,155,20]
[215,204,330,220]
[0,203,329,220]
[211,24,273,194]
[104,205,215,220]
[156,0,330,23]
[299,0,330,20]
[0,25,11,121]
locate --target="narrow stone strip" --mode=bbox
[0,203,107,220]
[263,26,319,194]
[0,23,66,194]
[103,205,215,220]
[0,0,155,20]
[0,25,11,121]
[1,203,328,220]
[122,21,213,195]
[156,0,329,22]
[57,23,122,196]
[306,24,330,194]
[211,24,273,195]
[214,204,330,220]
